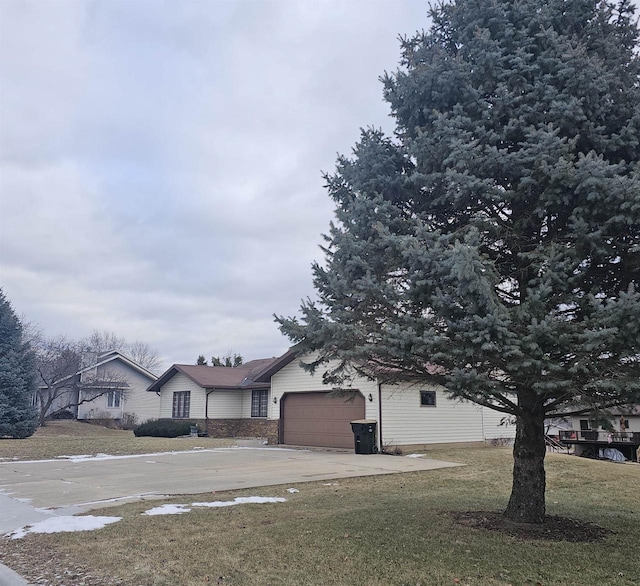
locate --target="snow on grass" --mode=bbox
[218,446,301,452]
[143,504,192,516]
[286,488,299,493]
[4,446,301,465]
[6,516,121,539]
[142,496,287,516]
[405,454,425,458]
[192,496,287,507]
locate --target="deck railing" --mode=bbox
[545,434,569,453]
[559,430,640,444]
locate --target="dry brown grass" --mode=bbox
[1,444,639,586]
[0,420,234,461]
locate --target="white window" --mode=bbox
[173,391,190,418]
[251,389,268,418]
[107,391,121,408]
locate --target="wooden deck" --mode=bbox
[559,430,640,461]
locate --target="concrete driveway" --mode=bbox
[0,447,461,533]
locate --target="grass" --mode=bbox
[0,420,234,461]
[1,427,639,585]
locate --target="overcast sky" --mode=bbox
[0,0,428,370]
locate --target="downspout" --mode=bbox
[377,382,383,453]
[205,389,215,431]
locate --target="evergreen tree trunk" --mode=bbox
[504,394,546,523]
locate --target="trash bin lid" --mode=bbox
[350,419,377,424]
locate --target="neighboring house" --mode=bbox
[568,408,640,436]
[148,350,515,450]
[37,351,159,425]
[76,351,159,424]
[556,408,640,461]
[148,357,280,440]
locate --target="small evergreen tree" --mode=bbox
[196,355,208,366]
[0,290,38,438]
[211,353,243,367]
[278,0,640,523]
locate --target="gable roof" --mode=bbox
[252,349,298,382]
[40,350,158,388]
[147,357,282,392]
[79,351,159,381]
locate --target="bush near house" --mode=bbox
[133,419,198,438]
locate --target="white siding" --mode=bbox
[481,407,517,440]
[159,373,207,419]
[239,389,271,418]
[241,389,252,418]
[570,414,639,433]
[379,383,485,445]
[270,353,516,446]
[270,356,379,421]
[208,390,243,418]
[77,360,159,423]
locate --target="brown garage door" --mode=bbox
[282,391,365,448]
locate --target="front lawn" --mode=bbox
[0,445,638,585]
[0,420,234,461]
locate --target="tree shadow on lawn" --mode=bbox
[451,511,612,543]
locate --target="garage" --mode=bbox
[281,391,365,448]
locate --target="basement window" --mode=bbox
[251,389,268,418]
[420,390,436,407]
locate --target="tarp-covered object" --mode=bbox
[598,448,626,462]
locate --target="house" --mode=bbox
[76,351,159,425]
[567,408,640,436]
[558,407,640,461]
[36,350,159,425]
[148,350,516,450]
[148,357,280,439]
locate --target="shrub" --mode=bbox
[84,410,119,429]
[133,419,197,438]
[51,410,75,420]
[120,412,139,430]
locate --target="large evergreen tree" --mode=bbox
[278,0,640,524]
[0,289,38,439]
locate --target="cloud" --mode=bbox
[0,0,427,368]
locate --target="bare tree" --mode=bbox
[33,336,130,426]
[126,340,161,373]
[82,331,126,354]
[81,330,162,373]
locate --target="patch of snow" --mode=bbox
[322,483,339,486]
[6,515,121,539]
[191,496,287,508]
[218,447,302,452]
[15,497,32,503]
[143,504,191,516]
[286,488,299,493]
[2,446,304,467]
[3,448,222,465]
[71,493,168,508]
[406,454,425,458]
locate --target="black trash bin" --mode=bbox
[350,420,378,454]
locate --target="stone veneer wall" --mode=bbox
[206,419,280,444]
